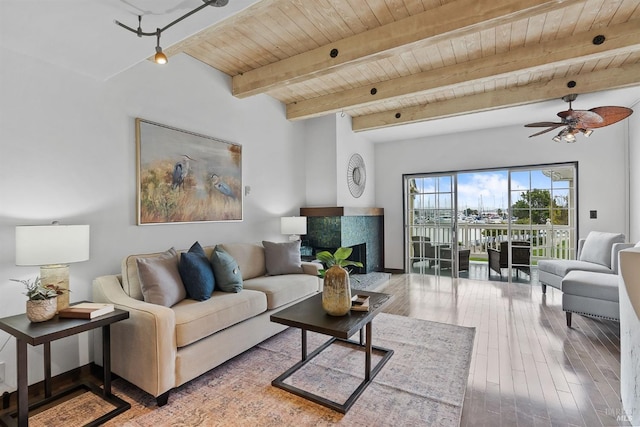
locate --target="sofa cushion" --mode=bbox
[562,270,619,302]
[179,242,215,301]
[579,231,625,268]
[262,240,304,275]
[172,289,267,348]
[243,274,318,309]
[210,247,243,293]
[537,259,613,277]
[136,248,187,307]
[217,243,266,280]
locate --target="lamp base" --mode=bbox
[40,264,70,312]
[288,234,301,241]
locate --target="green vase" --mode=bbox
[322,265,352,316]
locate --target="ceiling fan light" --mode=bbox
[565,133,576,143]
[552,135,562,143]
[154,46,168,65]
[583,129,593,137]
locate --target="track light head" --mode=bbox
[154,47,168,65]
[154,29,167,65]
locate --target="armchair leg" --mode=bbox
[541,284,547,294]
[566,312,572,328]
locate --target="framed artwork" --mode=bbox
[136,118,242,224]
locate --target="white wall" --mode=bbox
[303,115,337,206]
[628,101,640,243]
[375,123,630,269]
[303,114,376,208]
[0,49,307,388]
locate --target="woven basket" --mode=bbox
[26,297,58,322]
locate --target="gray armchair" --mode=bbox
[538,232,630,294]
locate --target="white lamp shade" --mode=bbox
[280,217,307,236]
[16,224,90,266]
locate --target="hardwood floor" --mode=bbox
[378,274,630,427]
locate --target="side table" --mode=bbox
[0,307,130,427]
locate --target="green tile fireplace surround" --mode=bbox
[300,207,384,274]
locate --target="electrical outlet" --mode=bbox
[0,362,5,383]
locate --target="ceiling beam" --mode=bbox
[287,20,640,120]
[231,0,586,98]
[351,62,640,131]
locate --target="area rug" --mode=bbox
[30,314,474,427]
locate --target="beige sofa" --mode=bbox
[93,242,321,406]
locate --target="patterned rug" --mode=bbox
[30,313,474,427]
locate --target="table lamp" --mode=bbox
[15,222,90,312]
[281,216,307,241]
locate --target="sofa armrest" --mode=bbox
[301,261,322,276]
[93,275,177,398]
[612,243,635,274]
[576,238,586,259]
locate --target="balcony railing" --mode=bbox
[410,222,575,262]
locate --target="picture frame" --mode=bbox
[136,118,242,225]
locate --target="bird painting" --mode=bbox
[209,173,236,199]
[172,154,195,190]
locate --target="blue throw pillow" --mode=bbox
[178,242,215,301]
[210,246,243,293]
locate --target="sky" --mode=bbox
[413,168,573,212]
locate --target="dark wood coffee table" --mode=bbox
[270,290,394,413]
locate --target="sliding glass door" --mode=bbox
[405,163,577,280]
[407,174,457,277]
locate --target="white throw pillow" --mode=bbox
[579,231,625,268]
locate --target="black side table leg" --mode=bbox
[44,342,52,398]
[16,339,28,427]
[102,325,111,396]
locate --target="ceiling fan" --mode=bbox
[524,94,633,143]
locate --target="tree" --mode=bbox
[511,189,559,224]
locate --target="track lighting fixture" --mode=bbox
[115,0,229,65]
[154,30,168,65]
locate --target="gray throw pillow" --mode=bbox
[210,247,243,293]
[579,231,625,268]
[137,248,187,307]
[262,240,304,275]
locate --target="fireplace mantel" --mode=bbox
[300,207,383,217]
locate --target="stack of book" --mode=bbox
[58,303,115,319]
[351,294,370,312]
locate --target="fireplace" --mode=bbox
[300,207,383,274]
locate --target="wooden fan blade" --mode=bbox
[528,124,565,138]
[557,109,604,128]
[524,122,563,127]
[588,106,633,128]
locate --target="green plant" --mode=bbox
[315,247,364,278]
[11,277,67,301]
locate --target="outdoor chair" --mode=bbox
[440,247,471,272]
[488,241,530,279]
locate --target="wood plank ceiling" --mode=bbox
[166,0,640,132]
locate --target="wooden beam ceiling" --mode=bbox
[287,19,640,121]
[352,62,640,131]
[231,0,586,98]
[170,0,640,133]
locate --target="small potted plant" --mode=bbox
[315,247,363,316]
[11,277,66,322]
